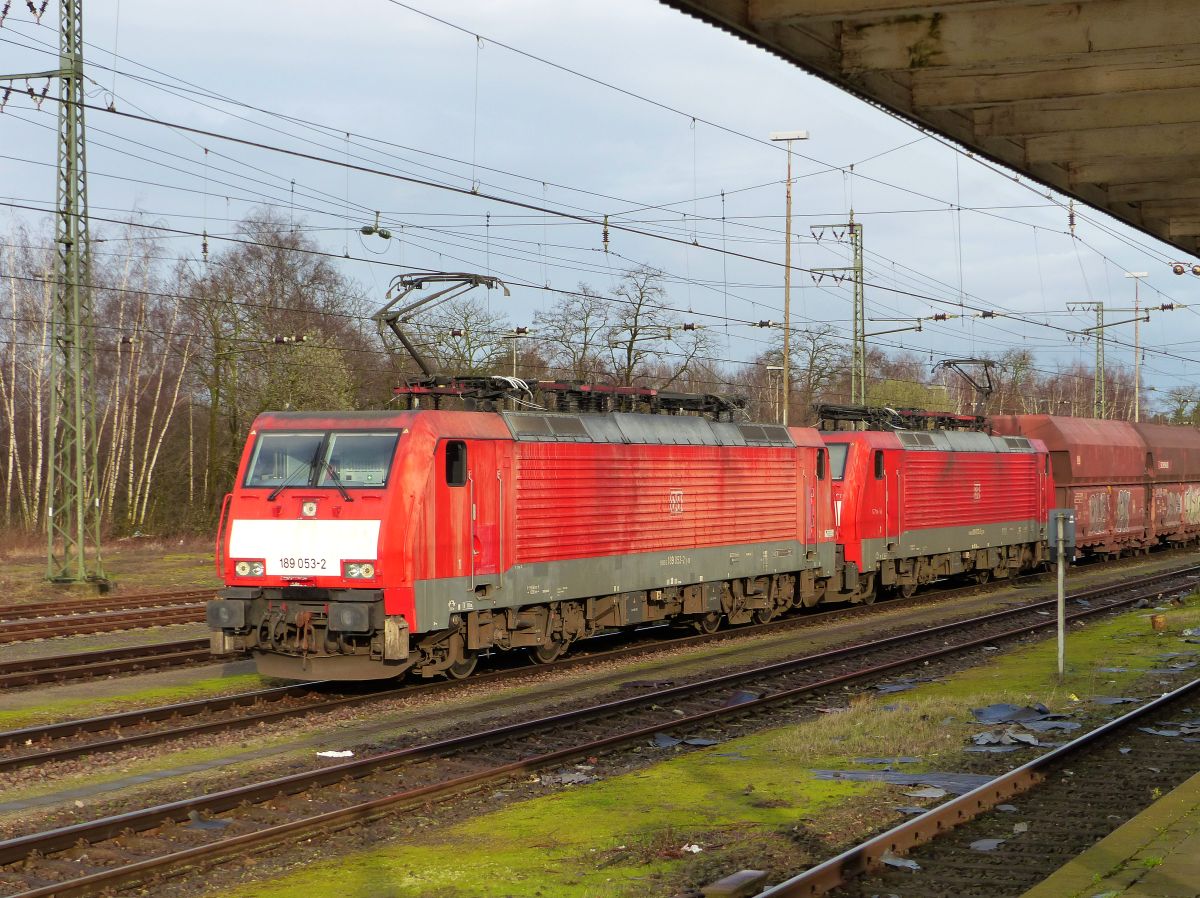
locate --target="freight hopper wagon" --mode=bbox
[207,409,837,680]
[990,415,1200,556]
[821,428,1053,600]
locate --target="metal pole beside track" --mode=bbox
[1057,513,1066,681]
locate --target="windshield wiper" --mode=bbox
[323,461,354,502]
[268,442,322,501]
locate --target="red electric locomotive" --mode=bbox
[207,405,837,680]
[822,425,1054,598]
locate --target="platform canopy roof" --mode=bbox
[662,0,1200,259]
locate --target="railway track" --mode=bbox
[0,574,1005,693]
[0,591,211,645]
[0,590,213,620]
[0,639,219,691]
[763,677,1200,898]
[1,567,1195,898]
[3,563,1190,776]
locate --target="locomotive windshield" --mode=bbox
[244,431,400,489]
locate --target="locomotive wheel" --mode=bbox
[974,569,991,585]
[692,612,722,634]
[530,638,567,664]
[898,582,917,599]
[445,652,478,680]
[752,607,777,624]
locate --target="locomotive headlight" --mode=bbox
[301,501,318,518]
[342,561,376,579]
[233,559,265,577]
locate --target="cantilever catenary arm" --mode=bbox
[933,358,999,418]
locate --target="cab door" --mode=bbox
[469,441,501,578]
[434,439,501,587]
[435,439,473,583]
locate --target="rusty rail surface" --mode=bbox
[0,606,206,644]
[0,589,214,619]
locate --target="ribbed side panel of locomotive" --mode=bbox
[512,443,801,562]
[486,411,833,636]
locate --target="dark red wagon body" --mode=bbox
[990,415,1149,554]
[991,415,1200,553]
[1132,422,1200,546]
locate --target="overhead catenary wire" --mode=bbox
[1,16,1192,387]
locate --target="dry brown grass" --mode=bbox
[765,694,1022,766]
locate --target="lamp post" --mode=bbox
[765,365,783,424]
[1124,272,1148,422]
[770,130,810,425]
[503,326,530,377]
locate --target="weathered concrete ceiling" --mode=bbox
[661,0,1200,258]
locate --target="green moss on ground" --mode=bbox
[226,742,874,898]
[0,672,266,731]
[222,595,1200,898]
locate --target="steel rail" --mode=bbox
[757,676,1200,897]
[0,607,205,644]
[0,589,214,619]
[1,569,1194,896]
[0,639,214,690]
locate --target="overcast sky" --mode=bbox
[1,0,1196,402]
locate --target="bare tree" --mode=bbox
[405,294,511,375]
[604,267,712,388]
[536,286,610,381]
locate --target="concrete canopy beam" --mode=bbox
[912,49,1200,109]
[661,0,1200,257]
[975,88,1200,139]
[840,0,1196,73]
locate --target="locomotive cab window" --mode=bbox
[445,441,467,487]
[317,432,399,487]
[244,430,400,489]
[827,443,849,481]
[245,432,324,486]
[816,448,826,480]
[874,450,884,480]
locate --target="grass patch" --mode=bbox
[765,596,1200,766]
[0,672,266,731]
[0,543,217,603]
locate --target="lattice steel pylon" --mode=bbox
[47,0,104,585]
[811,212,865,404]
[1,2,103,584]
